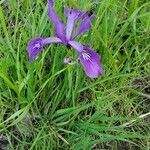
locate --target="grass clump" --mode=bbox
[0,0,150,149]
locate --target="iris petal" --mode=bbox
[69,41,104,78]
[27,37,62,61]
[68,41,83,52]
[79,47,104,78]
[65,7,87,41]
[73,15,94,39]
[47,0,67,44]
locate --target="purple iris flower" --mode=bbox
[27,0,104,78]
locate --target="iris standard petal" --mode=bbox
[65,8,87,41]
[47,0,67,44]
[27,37,62,61]
[73,15,94,39]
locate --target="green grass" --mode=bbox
[0,0,150,149]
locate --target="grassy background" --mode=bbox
[0,0,150,149]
